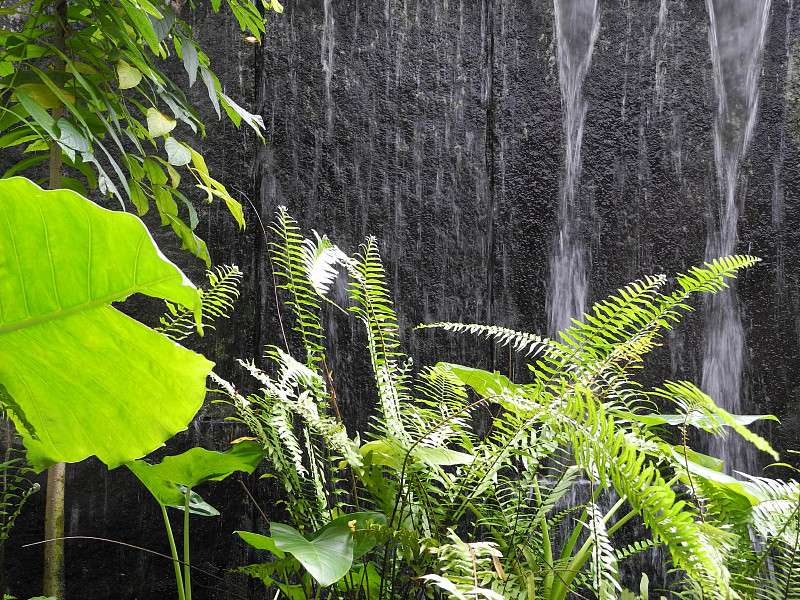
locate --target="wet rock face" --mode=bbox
[5,0,800,598]
[255,0,800,446]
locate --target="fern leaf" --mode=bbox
[270,207,327,366]
[157,264,242,340]
[345,237,412,440]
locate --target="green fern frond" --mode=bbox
[345,237,412,440]
[269,207,327,366]
[416,322,560,358]
[408,364,478,453]
[157,264,242,340]
[0,451,38,542]
[300,231,350,303]
[492,381,733,596]
[613,539,656,561]
[422,530,505,600]
[584,502,621,599]
[674,255,761,296]
[657,380,778,460]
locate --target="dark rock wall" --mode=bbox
[254,0,800,458]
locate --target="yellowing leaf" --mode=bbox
[13,83,73,109]
[117,60,142,89]
[70,61,99,75]
[146,107,176,138]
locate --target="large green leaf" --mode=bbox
[127,461,219,516]
[0,177,212,471]
[309,511,387,560]
[270,522,354,587]
[126,440,263,488]
[671,448,762,507]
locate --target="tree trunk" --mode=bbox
[43,2,68,598]
[42,464,65,599]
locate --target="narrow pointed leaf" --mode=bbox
[180,37,199,87]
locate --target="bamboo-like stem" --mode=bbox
[42,4,68,597]
[42,462,65,599]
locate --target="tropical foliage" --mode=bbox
[128,439,263,600]
[0,177,213,472]
[213,209,800,600]
[0,0,280,264]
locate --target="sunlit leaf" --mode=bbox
[117,60,142,89]
[127,440,263,488]
[165,137,191,166]
[146,107,176,138]
[0,178,211,471]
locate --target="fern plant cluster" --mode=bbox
[215,208,800,600]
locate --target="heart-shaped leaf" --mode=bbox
[271,522,354,587]
[165,137,191,166]
[127,440,263,488]
[0,177,211,471]
[147,107,176,138]
[310,511,387,560]
[117,60,142,89]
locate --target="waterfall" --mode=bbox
[321,0,336,140]
[548,0,599,338]
[703,0,770,474]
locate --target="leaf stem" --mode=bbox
[160,503,186,600]
[184,485,192,600]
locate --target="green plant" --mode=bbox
[0,0,280,264]
[156,264,242,340]
[127,440,263,600]
[0,433,39,597]
[677,456,800,600]
[213,210,787,600]
[0,2,274,595]
[0,177,212,471]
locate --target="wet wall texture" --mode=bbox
[5,0,800,598]
[253,0,800,456]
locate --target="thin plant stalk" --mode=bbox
[160,504,186,600]
[184,486,192,600]
[42,3,68,597]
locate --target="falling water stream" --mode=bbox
[548,0,599,337]
[703,0,770,474]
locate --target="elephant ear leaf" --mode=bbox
[0,177,213,471]
[128,440,264,489]
[270,522,354,587]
